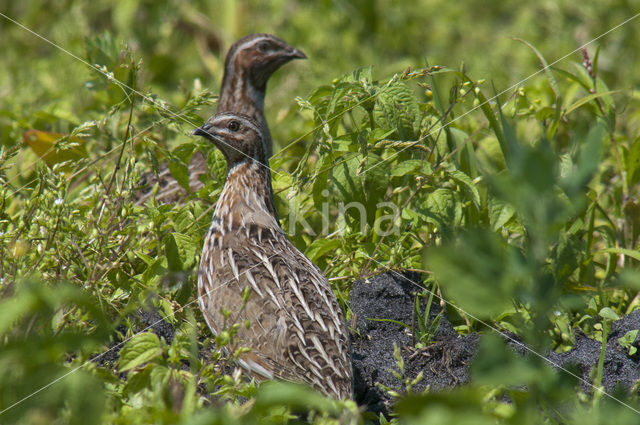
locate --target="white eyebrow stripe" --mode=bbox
[215,113,261,133]
[236,36,270,52]
[210,114,263,141]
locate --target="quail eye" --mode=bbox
[257,41,270,52]
[227,120,240,131]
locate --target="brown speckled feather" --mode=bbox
[195,114,353,399]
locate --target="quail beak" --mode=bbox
[192,125,211,138]
[193,125,225,152]
[288,47,307,60]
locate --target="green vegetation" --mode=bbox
[2,1,640,424]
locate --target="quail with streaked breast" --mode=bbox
[136,34,305,205]
[193,113,353,399]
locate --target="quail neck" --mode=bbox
[193,113,278,226]
[134,34,304,205]
[215,33,306,158]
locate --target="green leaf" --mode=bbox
[208,148,228,182]
[423,188,462,232]
[118,332,163,372]
[123,367,152,397]
[305,239,341,263]
[625,137,640,187]
[165,232,197,271]
[488,198,516,232]
[251,381,339,416]
[330,153,389,226]
[331,154,361,202]
[391,159,423,177]
[374,81,420,140]
[598,248,640,262]
[312,151,333,210]
[366,317,411,329]
[564,91,618,117]
[449,169,480,207]
[598,307,620,321]
[618,329,638,347]
[168,159,190,191]
[173,208,195,233]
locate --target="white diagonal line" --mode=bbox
[0,251,281,416]
[363,253,640,415]
[0,12,285,179]
[358,11,640,177]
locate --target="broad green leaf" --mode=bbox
[119,332,163,372]
[252,381,339,416]
[598,307,620,321]
[618,329,638,346]
[305,239,341,263]
[169,159,190,191]
[330,153,389,226]
[401,207,421,226]
[165,232,197,270]
[362,154,391,202]
[424,188,462,231]
[374,81,420,140]
[141,257,166,284]
[208,148,228,182]
[331,154,362,204]
[391,159,422,177]
[449,169,480,207]
[123,367,152,397]
[170,143,197,182]
[488,198,516,232]
[173,208,195,233]
[136,251,155,266]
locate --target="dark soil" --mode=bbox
[349,271,479,415]
[103,271,640,417]
[350,271,640,416]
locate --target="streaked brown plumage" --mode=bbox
[193,114,353,399]
[136,34,305,205]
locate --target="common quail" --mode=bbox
[136,34,305,205]
[193,113,353,399]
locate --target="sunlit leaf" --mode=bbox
[119,332,163,372]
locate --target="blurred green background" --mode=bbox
[2,0,639,152]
